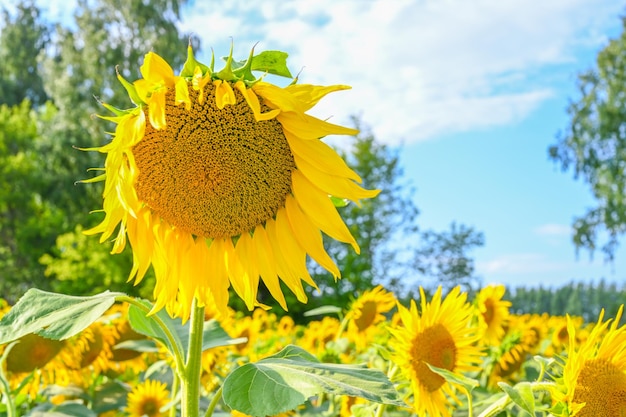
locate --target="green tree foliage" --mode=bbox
[506,280,625,324]
[0,0,193,299]
[0,0,49,107]
[549,17,626,261]
[0,101,60,299]
[414,222,485,294]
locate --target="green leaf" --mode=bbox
[250,51,293,78]
[222,345,404,417]
[202,319,248,350]
[127,299,185,358]
[426,364,479,393]
[27,402,97,417]
[0,290,123,343]
[498,381,536,415]
[128,299,247,360]
[114,339,159,353]
[303,305,343,317]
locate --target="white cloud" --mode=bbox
[15,0,622,143]
[179,0,622,143]
[534,223,572,237]
[477,253,568,275]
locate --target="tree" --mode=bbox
[549,17,626,261]
[0,0,49,107]
[0,0,194,299]
[0,101,60,300]
[414,222,485,294]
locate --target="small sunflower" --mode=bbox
[475,284,511,345]
[126,379,170,417]
[389,286,483,417]
[554,306,626,417]
[347,285,396,333]
[84,44,377,320]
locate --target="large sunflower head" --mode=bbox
[84,44,379,320]
[552,305,626,417]
[389,286,484,417]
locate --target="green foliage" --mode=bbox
[506,280,626,324]
[415,221,485,294]
[549,17,626,260]
[127,299,246,361]
[222,345,404,417]
[39,226,154,298]
[0,289,122,344]
[0,100,62,300]
[0,0,194,299]
[0,1,49,107]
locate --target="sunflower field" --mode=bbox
[0,283,624,417]
[1,2,626,416]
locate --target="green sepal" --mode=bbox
[331,196,349,207]
[216,41,238,81]
[116,67,144,106]
[77,173,107,184]
[232,45,258,82]
[250,50,293,78]
[96,99,131,117]
[180,43,210,78]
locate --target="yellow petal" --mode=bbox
[213,80,236,109]
[285,195,340,278]
[235,81,280,121]
[285,130,362,182]
[285,84,352,111]
[233,232,260,308]
[265,217,309,303]
[294,154,380,205]
[251,224,287,310]
[148,88,167,129]
[274,208,318,290]
[291,170,359,253]
[175,77,191,110]
[253,81,305,113]
[278,111,358,140]
[140,52,175,86]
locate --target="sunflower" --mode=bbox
[344,285,396,349]
[126,379,170,417]
[475,284,511,345]
[553,306,626,417]
[84,44,377,320]
[389,286,483,417]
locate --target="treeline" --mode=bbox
[506,280,626,324]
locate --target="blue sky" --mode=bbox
[15,0,626,288]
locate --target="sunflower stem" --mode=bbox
[168,374,180,417]
[0,368,15,417]
[181,300,205,417]
[204,385,223,417]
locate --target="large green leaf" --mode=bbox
[0,290,123,343]
[222,345,404,417]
